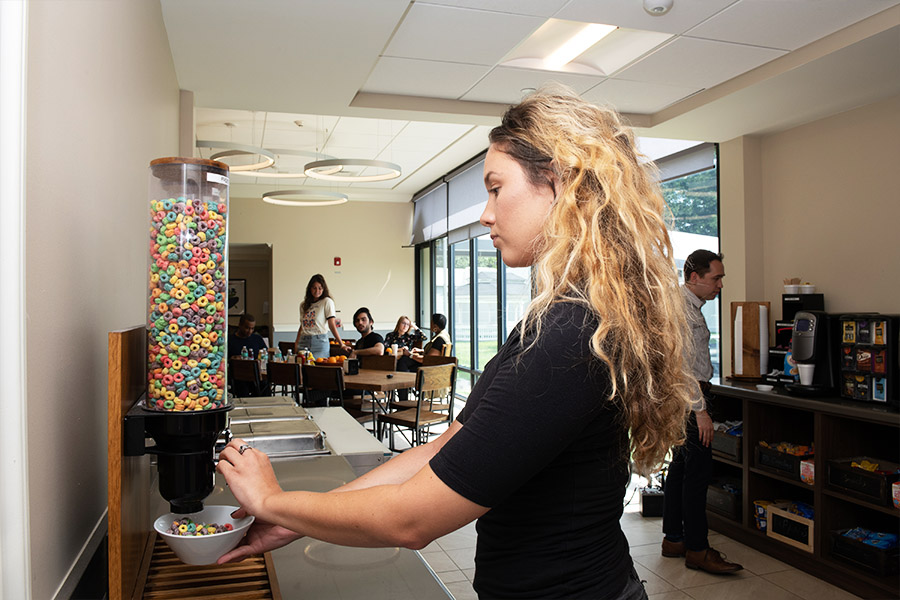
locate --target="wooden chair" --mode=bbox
[266,361,302,404]
[391,356,457,412]
[359,354,397,371]
[441,342,453,357]
[301,364,344,408]
[229,358,265,397]
[277,341,295,358]
[380,364,456,451]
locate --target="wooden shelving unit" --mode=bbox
[710,382,900,599]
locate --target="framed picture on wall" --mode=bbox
[228,279,246,316]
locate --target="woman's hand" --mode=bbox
[401,347,411,357]
[216,509,303,564]
[216,439,283,518]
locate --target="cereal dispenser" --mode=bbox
[124,157,233,514]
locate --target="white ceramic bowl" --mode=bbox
[783,284,800,294]
[799,284,816,294]
[756,384,774,392]
[154,505,254,565]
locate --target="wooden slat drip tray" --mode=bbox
[141,535,282,599]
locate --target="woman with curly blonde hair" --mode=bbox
[216,87,691,599]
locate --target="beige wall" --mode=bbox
[718,94,900,376]
[228,199,416,341]
[25,2,179,597]
[759,94,900,317]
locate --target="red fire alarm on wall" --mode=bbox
[334,257,341,266]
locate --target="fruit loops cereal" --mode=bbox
[147,159,228,411]
[166,516,234,536]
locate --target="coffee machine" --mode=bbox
[787,310,837,393]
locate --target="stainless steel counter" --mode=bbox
[207,445,451,598]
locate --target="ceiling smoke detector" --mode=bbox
[643,0,673,16]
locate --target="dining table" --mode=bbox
[342,368,417,440]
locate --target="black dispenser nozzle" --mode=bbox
[124,404,231,514]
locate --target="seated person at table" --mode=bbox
[348,307,385,358]
[409,313,451,364]
[385,316,426,365]
[228,313,267,359]
[228,313,270,397]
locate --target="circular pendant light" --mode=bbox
[197,140,276,172]
[262,190,349,207]
[231,149,342,179]
[304,158,401,182]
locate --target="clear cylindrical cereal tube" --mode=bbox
[147,158,229,411]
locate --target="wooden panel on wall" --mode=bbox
[107,326,152,600]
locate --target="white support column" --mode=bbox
[0,1,33,598]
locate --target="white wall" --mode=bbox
[229,198,416,340]
[718,94,900,376]
[24,2,179,597]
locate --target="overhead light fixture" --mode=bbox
[231,149,341,179]
[196,140,275,172]
[500,19,672,76]
[262,190,349,207]
[304,158,401,183]
[543,23,617,71]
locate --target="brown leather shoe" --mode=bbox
[685,548,743,574]
[661,538,686,557]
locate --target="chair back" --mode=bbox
[230,358,261,384]
[301,364,345,407]
[360,354,397,371]
[422,355,457,367]
[415,363,456,413]
[267,361,301,386]
[277,341,295,358]
[441,342,453,357]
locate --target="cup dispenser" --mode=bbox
[123,157,232,514]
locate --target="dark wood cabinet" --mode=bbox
[709,382,899,599]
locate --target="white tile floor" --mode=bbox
[414,486,863,600]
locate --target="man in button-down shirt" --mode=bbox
[662,250,743,574]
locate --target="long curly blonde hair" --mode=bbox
[491,86,693,474]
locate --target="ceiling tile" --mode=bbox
[419,0,570,18]
[686,0,900,50]
[616,36,786,89]
[555,0,738,35]
[582,78,701,114]
[385,3,544,65]
[461,66,605,104]
[362,56,490,99]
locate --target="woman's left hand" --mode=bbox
[216,438,283,517]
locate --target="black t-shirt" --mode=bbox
[228,331,267,359]
[430,302,633,599]
[356,331,384,351]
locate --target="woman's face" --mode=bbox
[310,282,323,300]
[398,319,411,335]
[480,144,555,268]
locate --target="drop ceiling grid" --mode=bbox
[685,0,900,50]
[383,3,545,65]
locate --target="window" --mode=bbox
[663,163,721,379]
[417,244,431,330]
[434,237,448,318]
[450,240,471,370]
[475,235,499,370]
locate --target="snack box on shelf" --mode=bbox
[756,442,814,481]
[826,457,900,507]
[830,528,899,576]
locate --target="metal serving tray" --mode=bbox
[229,395,298,409]
[229,405,310,424]
[225,419,327,458]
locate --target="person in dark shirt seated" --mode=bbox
[408,313,451,365]
[228,313,269,397]
[228,313,267,358]
[347,307,384,358]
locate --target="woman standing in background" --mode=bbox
[294,274,343,359]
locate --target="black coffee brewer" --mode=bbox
[787,310,837,394]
